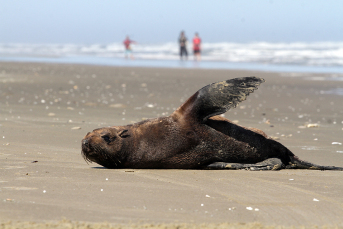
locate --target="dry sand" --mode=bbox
[0,62,343,228]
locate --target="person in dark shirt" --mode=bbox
[178,31,188,60]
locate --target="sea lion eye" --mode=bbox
[102,135,112,143]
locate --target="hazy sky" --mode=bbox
[1,0,343,44]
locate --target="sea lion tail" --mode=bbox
[287,156,343,170]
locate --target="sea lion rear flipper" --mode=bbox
[287,156,343,170]
[174,77,265,122]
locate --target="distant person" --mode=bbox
[123,36,136,59]
[178,31,188,60]
[193,33,201,61]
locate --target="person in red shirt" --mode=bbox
[193,33,201,61]
[123,36,136,59]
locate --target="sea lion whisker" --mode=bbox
[92,144,121,167]
[114,157,121,166]
[109,152,122,166]
[81,151,92,164]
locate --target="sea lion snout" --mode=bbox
[81,132,101,160]
[82,138,89,146]
[81,133,91,149]
[81,135,95,155]
[81,136,93,163]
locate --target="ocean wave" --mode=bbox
[1,42,343,67]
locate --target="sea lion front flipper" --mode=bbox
[205,158,284,171]
[174,77,265,122]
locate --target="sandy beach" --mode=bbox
[1,62,343,228]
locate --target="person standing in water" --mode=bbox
[123,36,136,59]
[178,31,188,60]
[193,32,201,61]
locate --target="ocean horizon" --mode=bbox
[1,41,343,74]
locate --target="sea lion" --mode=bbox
[81,77,343,171]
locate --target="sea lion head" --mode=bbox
[81,127,130,168]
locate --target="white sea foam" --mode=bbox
[1,42,343,67]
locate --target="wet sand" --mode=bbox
[1,62,343,228]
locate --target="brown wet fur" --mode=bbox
[81,77,294,169]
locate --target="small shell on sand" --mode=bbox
[270,136,280,140]
[109,103,126,108]
[71,127,81,130]
[146,103,155,108]
[306,123,319,128]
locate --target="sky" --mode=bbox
[1,0,343,44]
